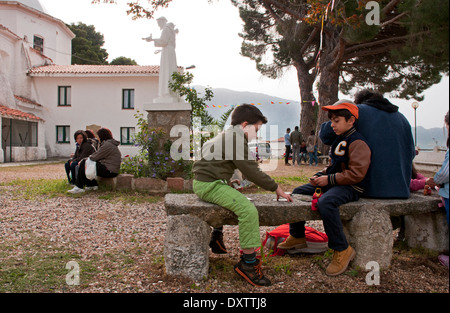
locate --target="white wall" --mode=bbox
[34,75,159,158]
[0,3,73,65]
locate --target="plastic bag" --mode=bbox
[85,158,97,180]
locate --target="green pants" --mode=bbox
[193,179,261,249]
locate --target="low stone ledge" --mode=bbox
[98,174,192,193]
[164,192,448,280]
[164,193,443,228]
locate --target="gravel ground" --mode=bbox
[0,161,448,294]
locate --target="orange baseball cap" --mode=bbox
[321,99,359,119]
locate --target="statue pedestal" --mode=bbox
[144,99,192,148]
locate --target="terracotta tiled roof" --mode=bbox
[28,64,162,76]
[14,95,42,107]
[0,105,43,121]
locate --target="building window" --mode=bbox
[4,119,38,147]
[58,86,71,106]
[122,89,135,109]
[120,127,135,145]
[33,35,44,53]
[56,126,70,143]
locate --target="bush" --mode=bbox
[120,112,193,180]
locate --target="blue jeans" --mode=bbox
[65,160,78,184]
[308,151,318,165]
[289,183,360,251]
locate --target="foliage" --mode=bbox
[110,56,138,65]
[120,112,192,180]
[68,22,109,65]
[169,72,214,118]
[232,0,448,101]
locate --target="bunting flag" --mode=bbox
[204,101,300,109]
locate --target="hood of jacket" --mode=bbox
[363,98,399,113]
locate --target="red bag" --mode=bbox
[262,223,328,256]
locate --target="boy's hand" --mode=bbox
[276,186,293,202]
[310,175,328,187]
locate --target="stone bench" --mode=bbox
[164,193,448,280]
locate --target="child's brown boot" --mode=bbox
[326,246,356,276]
[277,235,307,250]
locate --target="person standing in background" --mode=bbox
[284,128,291,166]
[290,126,303,166]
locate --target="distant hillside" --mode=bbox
[414,126,448,149]
[194,86,301,141]
[193,86,447,148]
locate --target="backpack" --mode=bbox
[262,223,328,256]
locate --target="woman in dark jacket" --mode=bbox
[68,128,122,193]
[64,130,95,184]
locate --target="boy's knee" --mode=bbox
[317,197,338,217]
[237,204,259,223]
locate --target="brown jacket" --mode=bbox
[89,139,122,174]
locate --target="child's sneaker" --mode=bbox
[326,246,356,276]
[67,186,85,194]
[234,258,271,287]
[85,186,99,191]
[209,229,228,254]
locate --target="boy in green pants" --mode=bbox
[193,104,292,287]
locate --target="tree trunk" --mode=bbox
[294,63,316,142]
[316,29,342,156]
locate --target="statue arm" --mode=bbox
[142,34,153,42]
[153,27,171,47]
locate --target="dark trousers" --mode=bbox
[76,159,118,188]
[289,183,360,251]
[285,145,291,164]
[65,160,79,184]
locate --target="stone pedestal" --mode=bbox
[144,100,191,148]
[344,204,393,270]
[164,214,211,280]
[405,211,449,253]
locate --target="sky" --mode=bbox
[39,0,449,130]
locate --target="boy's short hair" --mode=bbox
[231,104,268,126]
[322,99,359,120]
[327,109,355,121]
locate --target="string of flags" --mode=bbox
[205,100,316,109]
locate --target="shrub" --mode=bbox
[120,112,193,180]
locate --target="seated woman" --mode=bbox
[68,128,122,193]
[85,129,100,152]
[64,130,95,185]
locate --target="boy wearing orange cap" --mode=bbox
[278,99,372,276]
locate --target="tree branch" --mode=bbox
[344,30,430,55]
[260,0,304,21]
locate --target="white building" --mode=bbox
[29,64,159,158]
[0,0,162,163]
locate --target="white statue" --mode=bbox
[143,16,179,103]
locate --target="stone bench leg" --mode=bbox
[344,204,393,269]
[404,211,449,253]
[164,214,211,281]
